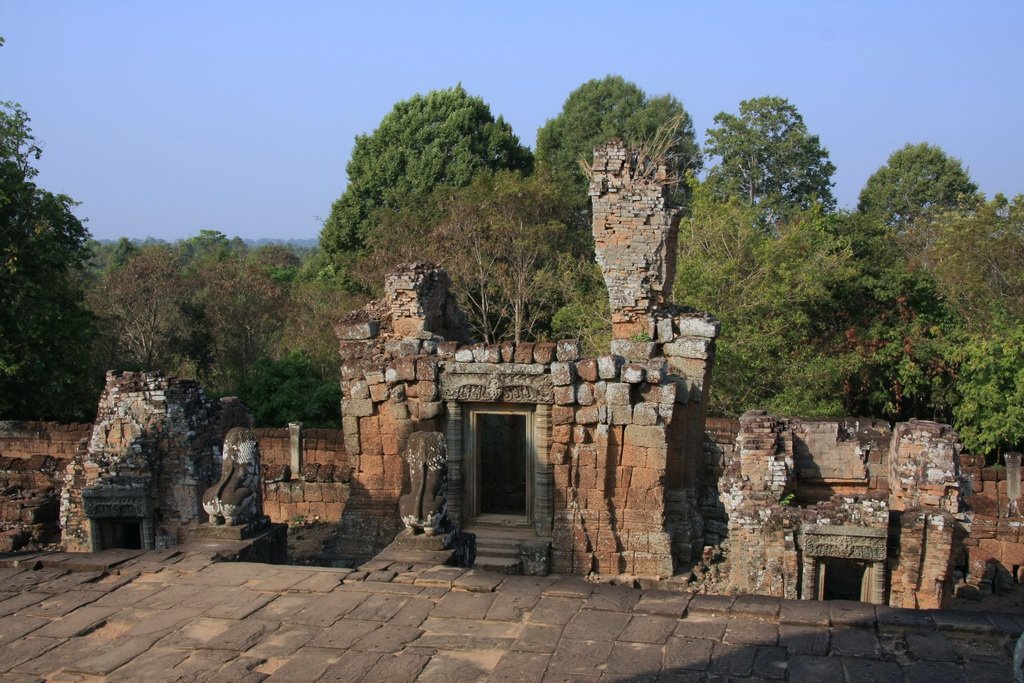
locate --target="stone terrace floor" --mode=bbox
[0,546,1019,682]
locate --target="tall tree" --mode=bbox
[320,85,532,257]
[674,180,855,417]
[0,102,96,420]
[705,96,836,218]
[535,76,700,213]
[858,142,979,230]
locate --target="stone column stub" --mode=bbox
[288,421,303,475]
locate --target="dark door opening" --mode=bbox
[821,558,867,601]
[97,519,143,550]
[478,413,527,516]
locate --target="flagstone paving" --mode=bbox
[0,548,1018,681]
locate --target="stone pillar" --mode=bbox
[1006,452,1021,517]
[445,401,464,527]
[870,560,887,604]
[534,404,553,537]
[801,556,817,600]
[288,422,303,476]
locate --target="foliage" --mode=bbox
[535,75,700,214]
[237,353,341,428]
[674,180,855,417]
[858,142,979,231]
[951,319,1024,457]
[705,96,836,220]
[906,194,1024,330]
[320,85,532,257]
[550,259,611,355]
[0,102,97,420]
[361,170,577,344]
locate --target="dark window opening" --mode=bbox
[478,413,527,516]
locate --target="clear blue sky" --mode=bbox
[4,2,1022,241]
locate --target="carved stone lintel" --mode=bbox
[802,525,887,562]
[440,373,553,404]
[82,487,148,518]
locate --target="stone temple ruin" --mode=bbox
[0,140,1022,613]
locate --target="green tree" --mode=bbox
[535,75,700,213]
[858,142,979,231]
[321,85,532,257]
[0,102,96,420]
[705,96,836,218]
[952,319,1024,459]
[674,180,855,416]
[237,352,341,428]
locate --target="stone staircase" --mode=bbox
[464,525,540,574]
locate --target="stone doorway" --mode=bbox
[465,405,534,527]
[95,519,143,550]
[820,558,868,601]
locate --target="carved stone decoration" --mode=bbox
[399,432,448,535]
[440,372,554,404]
[203,427,261,526]
[802,525,888,562]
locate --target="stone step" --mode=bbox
[474,544,519,559]
[473,554,521,574]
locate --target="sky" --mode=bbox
[3,2,1023,242]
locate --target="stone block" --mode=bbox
[500,342,516,362]
[392,356,417,381]
[554,386,576,405]
[610,339,659,360]
[556,340,582,362]
[514,342,535,363]
[577,383,595,406]
[598,355,623,380]
[576,406,600,424]
[533,342,557,364]
[551,362,576,386]
[610,404,633,425]
[576,358,599,382]
[552,425,571,444]
[415,357,438,381]
[342,399,374,418]
[437,341,459,360]
[621,364,646,384]
[385,339,421,357]
[656,317,675,342]
[552,406,575,425]
[663,338,712,360]
[633,403,659,426]
[606,383,631,405]
[454,346,475,362]
[417,381,438,401]
[676,315,720,338]
[348,380,370,400]
[336,320,380,340]
[419,402,444,419]
[624,425,665,449]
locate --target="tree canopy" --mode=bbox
[320,85,532,257]
[0,102,96,420]
[705,96,836,218]
[535,76,700,212]
[858,142,979,230]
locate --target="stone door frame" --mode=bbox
[444,400,553,536]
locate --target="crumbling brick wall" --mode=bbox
[257,427,350,524]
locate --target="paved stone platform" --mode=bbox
[0,548,1019,681]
